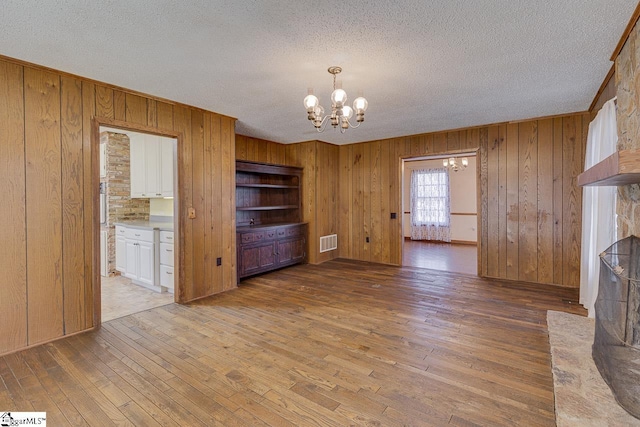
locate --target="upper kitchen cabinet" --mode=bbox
[130,133,175,198]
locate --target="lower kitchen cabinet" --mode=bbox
[115,224,173,292]
[159,231,174,293]
[236,223,307,281]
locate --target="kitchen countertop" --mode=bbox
[115,219,174,232]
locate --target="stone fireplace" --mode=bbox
[593,235,640,419]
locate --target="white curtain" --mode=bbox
[580,98,618,317]
[410,168,451,242]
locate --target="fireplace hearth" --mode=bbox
[593,235,640,419]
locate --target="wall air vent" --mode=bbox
[320,234,338,253]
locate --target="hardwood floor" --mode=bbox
[101,275,174,322]
[1,260,585,426]
[403,239,478,275]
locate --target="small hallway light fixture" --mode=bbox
[303,66,368,133]
[443,156,468,172]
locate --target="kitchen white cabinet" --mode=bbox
[122,227,157,290]
[130,134,174,198]
[129,134,146,197]
[115,236,126,272]
[159,231,174,293]
[137,241,155,286]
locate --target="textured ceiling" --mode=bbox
[0,1,636,145]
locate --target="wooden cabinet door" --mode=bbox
[259,243,277,269]
[124,239,138,279]
[115,236,126,272]
[239,242,276,275]
[144,134,161,197]
[138,241,155,286]
[129,133,146,197]
[277,237,305,265]
[159,137,174,197]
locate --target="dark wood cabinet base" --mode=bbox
[237,223,307,282]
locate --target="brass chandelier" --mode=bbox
[443,157,468,172]
[303,66,368,133]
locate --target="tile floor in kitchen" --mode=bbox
[101,274,175,322]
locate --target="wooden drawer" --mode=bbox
[124,227,154,242]
[160,242,174,266]
[160,265,174,288]
[264,228,277,240]
[278,226,302,238]
[160,230,174,244]
[240,231,265,244]
[116,225,127,237]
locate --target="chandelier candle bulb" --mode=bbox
[303,66,368,133]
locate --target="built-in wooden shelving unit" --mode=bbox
[577,149,640,187]
[235,160,307,282]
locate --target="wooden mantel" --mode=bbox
[578,149,640,186]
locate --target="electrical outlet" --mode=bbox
[216,257,222,266]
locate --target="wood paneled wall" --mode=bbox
[235,135,339,264]
[338,114,587,288]
[0,56,236,356]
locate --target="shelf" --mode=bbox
[578,149,640,186]
[236,183,298,189]
[236,205,298,211]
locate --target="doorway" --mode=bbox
[401,153,479,275]
[97,123,179,322]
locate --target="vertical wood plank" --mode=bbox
[146,99,157,128]
[235,135,247,161]
[433,133,447,154]
[389,139,402,265]
[352,143,364,261]
[221,116,236,289]
[338,145,352,259]
[486,126,500,277]
[156,101,173,131]
[113,90,125,121]
[479,127,489,277]
[379,140,391,263]
[552,118,564,285]
[505,123,519,280]
[202,112,213,294]
[301,142,316,263]
[370,140,383,263]
[362,142,371,262]
[537,119,554,284]
[210,114,223,291]
[0,61,27,353]
[497,125,508,279]
[95,85,113,119]
[518,120,538,282]
[24,67,64,344]
[60,75,85,334]
[409,135,422,155]
[174,105,193,302]
[190,110,205,297]
[469,129,481,150]
[82,81,96,328]
[447,132,460,151]
[563,116,582,287]
[125,93,147,126]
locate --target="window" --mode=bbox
[410,168,451,242]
